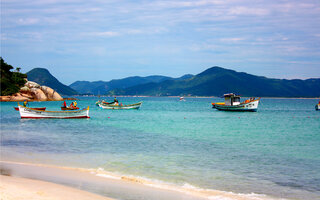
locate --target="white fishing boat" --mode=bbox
[18,103,90,119]
[212,93,260,112]
[99,102,142,110]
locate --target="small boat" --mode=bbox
[14,107,46,111]
[61,106,79,110]
[17,103,89,119]
[212,93,260,112]
[99,102,142,110]
[95,100,116,106]
[179,97,186,101]
[316,103,320,111]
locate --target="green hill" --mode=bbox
[27,68,78,95]
[109,67,320,97]
[69,75,193,95]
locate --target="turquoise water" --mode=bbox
[1,97,320,199]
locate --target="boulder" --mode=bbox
[25,81,40,89]
[20,86,31,94]
[41,86,63,101]
[21,93,34,99]
[31,88,47,101]
[51,91,63,101]
[10,93,29,101]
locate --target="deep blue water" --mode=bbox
[1,97,320,199]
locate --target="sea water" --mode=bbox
[1,97,320,200]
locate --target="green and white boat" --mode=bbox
[99,102,142,110]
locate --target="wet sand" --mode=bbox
[0,161,278,200]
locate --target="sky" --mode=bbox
[1,0,320,85]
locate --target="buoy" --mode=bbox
[108,117,110,118]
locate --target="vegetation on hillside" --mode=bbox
[0,57,27,96]
[108,67,320,97]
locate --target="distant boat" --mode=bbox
[179,97,186,101]
[17,103,89,119]
[212,93,260,112]
[99,102,142,110]
[316,102,320,111]
[14,107,46,111]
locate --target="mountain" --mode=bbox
[27,68,78,95]
[109,67,320,97]
[69,74,194,95]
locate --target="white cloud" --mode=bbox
[17,18,40,25]
[228,6,270,16]
[89,31,120,37]
[220,38,245,43]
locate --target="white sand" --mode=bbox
[0,175,114,200]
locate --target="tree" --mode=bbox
[0,57,27,96]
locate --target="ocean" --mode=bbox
[1,97,320,200]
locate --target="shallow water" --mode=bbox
[1,97,320,199]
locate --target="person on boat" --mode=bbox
[23,100,29,107]
[73,101,77,107]
[62,101,67,108]
[70,102,74,109]
[114,97,118,103]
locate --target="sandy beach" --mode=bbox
[0,175,114,200]
[0,161,281,200]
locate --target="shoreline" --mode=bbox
[0,160,280,200]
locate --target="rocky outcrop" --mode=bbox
[0,80,63,101]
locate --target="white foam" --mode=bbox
[96,173,121,180]
[91,167,283,200]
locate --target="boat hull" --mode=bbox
[18,105,89,119]
[99,102,142,110]
[61,107,79,110]
[14,107,46,111]
[212,99,260,112]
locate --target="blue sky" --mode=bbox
[1,0,320,85]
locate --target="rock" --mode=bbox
[51,91,63,101]
[10,93,29,101]
[1,80,64,102]
[25,81,40,89]
[41,86,63,101]
[20,86,31,94]
[0,96,11,101]
[30,88,47,101]
[21,93,34,99]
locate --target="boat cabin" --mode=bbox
[224,93,241,106]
